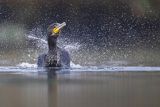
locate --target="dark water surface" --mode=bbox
[0,71,160,107]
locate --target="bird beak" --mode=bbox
[51,22,66,36]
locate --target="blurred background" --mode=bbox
[0,0,160,66]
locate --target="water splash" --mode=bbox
[17,62,37,68]
[17,61,82,68]
[27,34,81,50]
[27,35,48,50]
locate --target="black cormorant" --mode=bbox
[37,22,70,68]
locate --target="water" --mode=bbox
[0,29,160,107]
[0,34,160,107]
[0,68,160,107]
[0,26,160,107]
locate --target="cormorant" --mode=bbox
[37,22,70,68]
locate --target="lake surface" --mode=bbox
[0,67,160,107]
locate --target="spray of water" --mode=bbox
[0,23,159,67]
[19,31,82,68]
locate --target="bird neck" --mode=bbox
[48,36,57,51]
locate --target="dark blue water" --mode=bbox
[0,70,160,107]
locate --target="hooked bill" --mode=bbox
[51,22,66,36]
